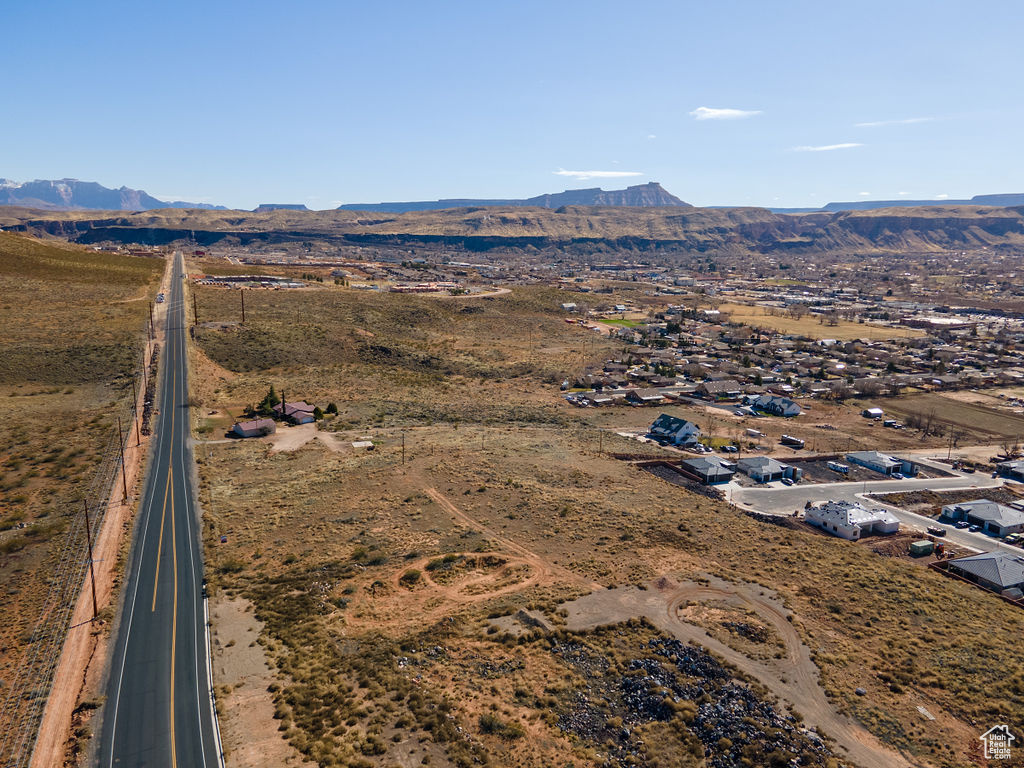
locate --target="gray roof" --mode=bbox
[737,456,787,474]
[949,551,1024,589]
[650,413,698,433]
[946,499,1024,527]
[682,457,735,478]
[847,450,900,468]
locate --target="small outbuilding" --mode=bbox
[231,418,276,438]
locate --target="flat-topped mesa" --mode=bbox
[336,182,692,213]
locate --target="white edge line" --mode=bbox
[107,264,172,767]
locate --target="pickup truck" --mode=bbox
[926,526,946,537]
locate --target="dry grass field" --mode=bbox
[885,392,1024,443]
[717,303,924,342]
[190,278,1024,768]
[0,234,161,694]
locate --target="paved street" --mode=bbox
[732,472,1024,555]
[98,253,220,767]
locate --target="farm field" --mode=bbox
[0,234,161,713]
[717,303,925,341]
[190,277,1023,768]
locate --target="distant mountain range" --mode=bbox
[0,178,225,211]
[769,193,1024,214]
[336,182,691,212]
[2,176,1023,216]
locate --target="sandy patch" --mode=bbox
[264,423,345,454]
[211,596,313,768]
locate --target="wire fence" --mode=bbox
[0,328,154,768]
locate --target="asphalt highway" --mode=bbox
[98,253,220,767]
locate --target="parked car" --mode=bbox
[926,526,946,537]
[968,525,981,533]
[891,472,905,480]
[781,477,795,486]
[954,521,970,529]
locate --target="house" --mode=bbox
[625,388,666,406]
[647,414,701,446]
[998,459,1024,482]
[696,380,743,401]
[846,451,916,476]
[941,499,1024,537]
[947,551,1024,596]
[680,456,735,485]
[805,500,900,540]
[736,456,795,483]
[231,418,276,438]
[273,401,317,424]
[750,394,802,417]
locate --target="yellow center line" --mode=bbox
[151,465,171,612]
[170,464,178,767]
[151,296,178,609]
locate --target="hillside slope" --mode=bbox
[2,203,1023,254]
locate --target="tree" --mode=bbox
[325,402,338,414]
[257,386,281,416]
[313,406,324,421]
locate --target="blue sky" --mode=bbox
[5,0,1022,209]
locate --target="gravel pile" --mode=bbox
[551,636,836,767]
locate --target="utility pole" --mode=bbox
[402,431,406,464]
[148,303,155,339]
[598,430,604,455]
[117,417,128,503]
[83,500,98,620]
[131,375,141,446]
[241,289,246,323]
[193,292,198,326]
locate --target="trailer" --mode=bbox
[826,461,850,474]
[780,434,805,449]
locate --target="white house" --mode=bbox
[647,413,701,445]
[750,394,802,417]
[805,500,900,540]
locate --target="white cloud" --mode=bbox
[858,192,871,196]
[791,143,863,152]
[647,134,657,139]
[855,117,934,128]
[690,106,762,121]
[898,191,910,196]
[553,169,643,180]
[935,193,950,199]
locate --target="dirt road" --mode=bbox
[424,487,604,592]
[562,575,920,768]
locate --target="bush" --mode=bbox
[400,569,421,585]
